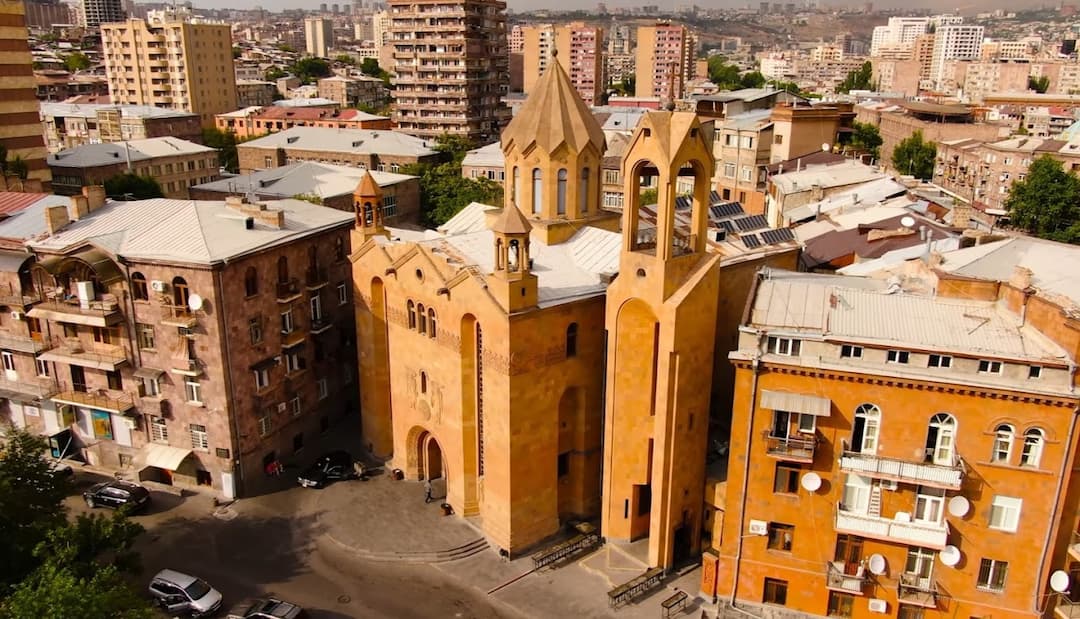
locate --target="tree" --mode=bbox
[335,54,357,66]
[291,57,332,84]
[739,71,766,89]
[432,134,475,164]
[5,157,28,180]
[707,55,742,90]
[264,66,287,82]
[399,162,503,226]
[62,52,91,73]
[1005,155,1080,243]
[202,127,239,173]
[848,121,883,160]
[1,563,153,619]
[104,173,164,200]
[359,58,392,87]
[1028,75,1050,94]
[640,187,658,205]
[891,129,936,179]
[837,61,873,94]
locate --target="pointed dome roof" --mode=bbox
[354,170,381,198]
[501,55,605,156]
[490,204,532,235]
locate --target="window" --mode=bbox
[249,317,262,344]
[580,168,589,213]
[334,237,346,262]
[928,354,952,368]
[724,134,735,146]
[428,308,436,338]
[244,266,258,296]
[133,322,155,349]
[767,523,794,551]
[767,336,801,356]
[258,414,272,437]
[142,376,160,397]
[914,487,945,524]
[992,424,1013,463]
[317,377,329,400]
[852,403,880,454]
[557,452,570,477]
[1,351,14,372]
[107,370,122,391]
[1028,365,1042,379]
[36,358,50,378]
[977,558,1008,592]
[290,395,301,417]
[827,591,854,618]
[741,136,753,149]
[978,359,1003,374]
[840,345,862,359]
[512,166,520,205]
[417,303,427,334]
[566,323,578,357]
[989,495,1022,532]
[189,423,208,450]
[774,134,784,145]
[557,169,567,215]
[310,294,322,322]
[762,578,787,605]
[185,380,202,404]
[897,606,924,619]
[280,309,294,334]
[723,162,736,178]
[420,371,427,394]
[131,272,148,300]
[773,463,800,494]
[382,195,397,217]
[337,283,348,305]
[92,326,113,344]
[740,166,752,182]
[926,413,957,465]
[150,416,168,443]
[1020,428,1044,467]
[905,546,934,579]
[254,367,270,390]
[277,255,288,283]
[285,350,304,373]
[532,168,542,214]
[407,300,416,329]
[887,350,910,364]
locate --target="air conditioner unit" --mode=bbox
[277,402,287,413]
[150,280,167,293]
[868,599,888,614]
[880,480,898,491]
[748,520,769,536]
[10,310,22,321]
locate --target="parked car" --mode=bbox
[148,569,222,618]
[47,458,73,478]
[226,597,309,619]
[82,479,151,511]
[296,450,354,489]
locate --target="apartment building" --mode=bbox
[869,17,929,57]
[316,75,387,109]
[706,267,1080,619]
[81,0,123,29]
[34,71,110,103]
[48,138,219,199]
[0,1,51,186]
[235,126,439,174]
[930,25,985,90]
[236,80,278,108]
[304,17,334,58]
[388,0,510,143]
[635,23,697,101]
[521,22,604,106]
[214,107,391,140]
[40,103,202,152]
[960,62,1032,103]
[101,13,238,126]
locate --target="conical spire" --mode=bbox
[501,59,605,156]
[490,202,532,235]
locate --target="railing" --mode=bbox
[839,440,964,490]
[45,336,127,367]
[0,332,49,354]
[765,432,817,462]
[305,266,328,289]
[834,504,949,549]
[897,573,939,608]
[159,303,197,327]
[826,561,867,595]
[52,387,136,413]
[276,279,301,301]
[1057,597,1080,619]
[32,297,122,321]
[0,289,41,307]
[310,316,332,334]
[531,532,602,570]
[0,375,58,399]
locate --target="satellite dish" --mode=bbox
[1051,570,1071,594]
[868,554,887,576]
[939,545,961,567]
[822,142,831,152]
[948,495,970,518]
[187,293,204,312]
[801,472,822,492]
[900,215,916,228]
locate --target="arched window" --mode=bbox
[307,245,319,270]
[852,404,881,454]
[557,169,568,215]
[172,276,189,308]
[1020,428,1045,467]
[407,300,416,329]
[495,238,504,270]
[417,303,427,334]
[420,371,427,394]
[992,424,1014,463]
[926,413,957,465]
[512,166,520,206]
[532,168,542,214]
[334,237,345,262]
[130,272,148,300]
[566,322,578,357]
[244,267,258,297]
[508,239,520,271]
[428,308,437,338]
[363,201,374,225]
[580,167,589,213]
[277,256,288,283]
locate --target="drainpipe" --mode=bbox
[213,263,244,498]
[729,330,765,613]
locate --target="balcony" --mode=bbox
[834,505,949,549]
[1056,597,1080,619]
[310,316,332,335]
[305,266,328,290]
[839,441,964,490]
[169,357,202,377]
[825,561,868,595]
[36,338,128,372]
[764,432,817,463]
[897,573,939,608]
[160,303,197,328]
[52,388,135,414]
[0,289,41,308]
[28,298,124,328]
[0,332,49,354]
[1070,531,1080,563]
[281,327,306,349]
[0,375,58,400]
[276,279,302,303]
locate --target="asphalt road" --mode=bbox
[67,475,514,619]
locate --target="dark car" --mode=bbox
[297,450,354,489]
[226,597,309,619]
[83,480,151,511]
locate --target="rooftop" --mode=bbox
[40,102,198,121]
[770,160,884,195]
[272,97,338,108]
[192,162,415,200]
[239,127,437,158]
[461,142,504,169]
[48,137,215,168]
[217,106,387,122]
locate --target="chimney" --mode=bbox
[22,178,43,193]
[225,195,245,211]
[82,185,106,211]
[1009,265,1033,290]
[69,195,90,220]
[952,202,972,230]
[46,205,70,234]
[255,209,285,229]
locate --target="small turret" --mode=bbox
[352,170,387,244]
[489,204,537,312]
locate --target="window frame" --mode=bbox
[1020,428,1044,468]
[992,424,1014,463]
[767,522,794,552]
[767,336,801,356]
[978,359,1003,375]
[773,463,800,494]
[762,578,788,605]
[189,423,208,451]
[977,558,1008,592]
[886,349,910,364]
[988,495,1022,532]
[928,354,952,368]
[840,345,862,359]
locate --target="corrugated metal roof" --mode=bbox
[0,192,49,216]
[437,202,497,236]
[938,237,1080,311]
[240,126,437,158]
[192,162,414,200]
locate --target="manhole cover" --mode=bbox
[337,595,351,604]
[213,507,238,521]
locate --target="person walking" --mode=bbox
[424,478,433,503]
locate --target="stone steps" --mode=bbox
[335,536,491,564]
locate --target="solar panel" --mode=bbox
[675,196,693,210]
[709,190,722,204]
[742,234,761,248]
[761,228,796,244]
[734,215,768,231]
[709,202,744,219]
[718,220,735,233]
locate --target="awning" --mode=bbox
[142,444,193,472]
[133,367,164,380]
[0,250,33,273]
[67,247,124,285]
[760,390,832,417]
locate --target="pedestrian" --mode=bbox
[353,461,366,480]
[424,478,433,503]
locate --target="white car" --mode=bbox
[148,569,223,617]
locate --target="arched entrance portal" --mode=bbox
[416,430,445,481]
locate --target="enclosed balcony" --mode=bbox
[0,375,58,400]
[825,561,868,595]
[834,504,949,550]
[0,332,49,354]
[839,441,964,490]
[1056,596,1080,619]
[897,573,939,608]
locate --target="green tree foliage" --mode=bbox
[104,173,164,200]
[291,57,332,84]
[359,58,392,86]
[848,121,883,159]
[640,187,658,205]
[707,55,742,89]
[1028,75,1050,94]
[399,135,501,226]
[1,563,152,619]
[1005,155,1080,243]
[740,71,766,89]
[767,80,803,95]
[432,134,475,164]
[4,157,28,180]
[202,127,239,173]
[264,66,287,82]
[334,54,357,66]
[891,129,936,180]
[62,52,91,73]
[837,61,874,94]
[232,46,243,59]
